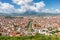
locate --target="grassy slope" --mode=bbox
[0,34,60,40]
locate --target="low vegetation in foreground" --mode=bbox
[0,33,60,40]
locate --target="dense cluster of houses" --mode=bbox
[0,16,60,36]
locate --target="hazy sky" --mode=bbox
[0,0,60,14]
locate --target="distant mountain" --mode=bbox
[11,12,60,16]
[0,12,60,17]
